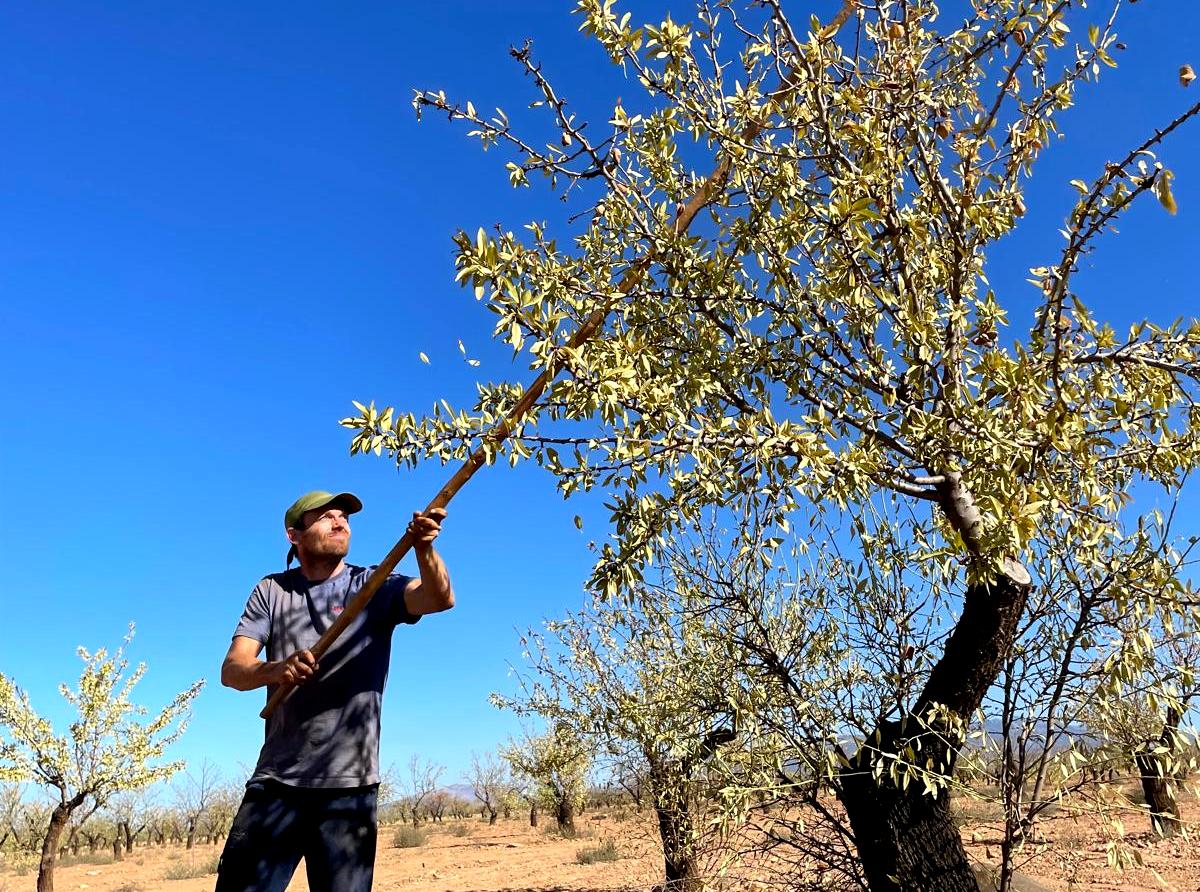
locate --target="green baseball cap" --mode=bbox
[284,490,363,565]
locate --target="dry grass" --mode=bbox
[575,838,620,864]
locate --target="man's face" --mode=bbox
[290,507,351,561]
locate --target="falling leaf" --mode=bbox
[574,515,584,530]
[1154,169,1178,215]
[1181,64,1196,88]
[418,351,430,364]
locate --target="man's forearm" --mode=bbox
[221,657,280,692]
[413,545,455,611]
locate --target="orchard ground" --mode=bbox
[3,790,1198,892]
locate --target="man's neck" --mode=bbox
[297,558,347,584]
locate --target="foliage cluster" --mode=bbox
[347,0,1200,889]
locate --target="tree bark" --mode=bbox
[645,728,732,892]
[37,802,76,892]
[839,568,1031,891]
[1135,707,1183,838]
[650,776,701,892]
[529,803,538,827]
[112,838,123,862]
[556,796,576,834]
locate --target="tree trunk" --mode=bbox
[120,821,134,853]
[1135,707,1183,838]
[529,803,538,827]
[112,838,123,862]
[841,758,977,892]
[556,797,576,834]
[37,803,73,892]
[839,568,1031,891]
[651,782,701,892]
[488,807,498,826]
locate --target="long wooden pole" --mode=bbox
[260,0,857,720]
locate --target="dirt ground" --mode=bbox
[3,798,1198,892]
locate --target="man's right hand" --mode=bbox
[272,649,318,686]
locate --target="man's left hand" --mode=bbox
[408,507,447,550]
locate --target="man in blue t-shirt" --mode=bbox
[216,490,454,892]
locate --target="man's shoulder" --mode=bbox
[257,568,308,595]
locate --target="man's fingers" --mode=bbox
[409,511,444,542]
[280,650,319,686]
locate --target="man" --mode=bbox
[216,490,453,892]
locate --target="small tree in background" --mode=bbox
[498,579,737,891]
[105,787,159,856]
[201,780,242,844]
[172,761,220,850]
[0,626,202,892]
[404,755,444,827]
[467,751,508,825]
[503,727,590,835]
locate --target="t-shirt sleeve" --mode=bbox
[381,573,421,627]
[233,580,272,643]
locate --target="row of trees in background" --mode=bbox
[1,769,241,859]
[383,737,593,834]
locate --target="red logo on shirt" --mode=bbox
[331,604,344,615]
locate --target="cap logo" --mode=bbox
[331,604,344,616]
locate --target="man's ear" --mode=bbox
[286,527,301,546]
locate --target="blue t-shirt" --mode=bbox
[233,564,419,788]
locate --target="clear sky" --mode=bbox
[1,1,1197,795]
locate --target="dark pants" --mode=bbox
[215,780,378,892]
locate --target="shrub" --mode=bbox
[543,823,581,839]
[163,856,220,880]
[575,838,619,865]
[58,851,113,867]
[443,822,471,837]
[393,826,427,848]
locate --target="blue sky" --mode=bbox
[1,1,1197,794]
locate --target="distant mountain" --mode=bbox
[440,783,476,801]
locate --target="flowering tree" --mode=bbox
[502,728,590,834]
[499,580,737,891]
[346,0,1200,887]
[0,627,202,892]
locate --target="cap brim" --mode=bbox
[322,492,363,516]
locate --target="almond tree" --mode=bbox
[346,1,1200,887]
[467,751,509,825]
[404,755,444,827]
[173,761,220,850]
[105,789,154,856]
[0,626,202,892]
[502,729,590,834]
[499,582,737,891]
